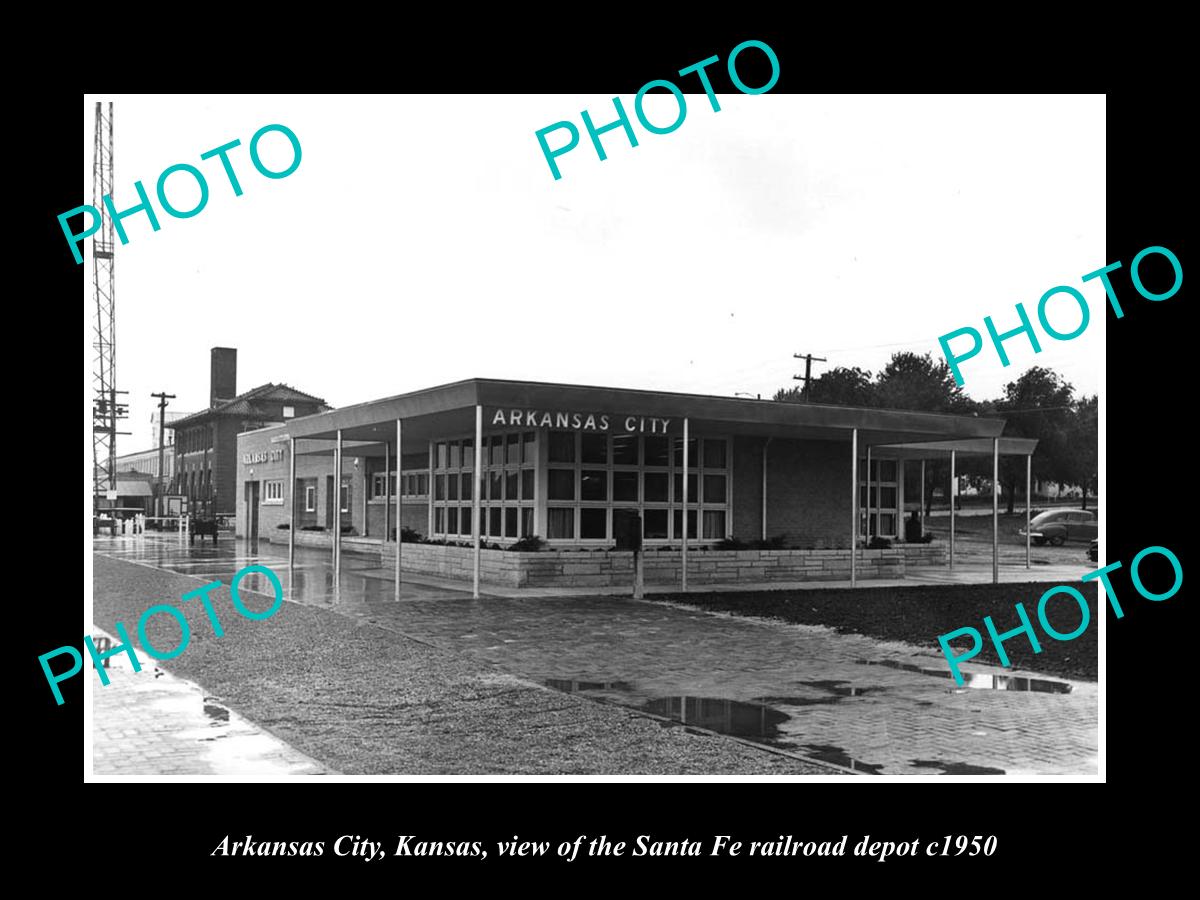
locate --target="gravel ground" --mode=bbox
[653,583,1097,682]
[92,555,838,775]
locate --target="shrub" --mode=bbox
[716,537,747,551]
[508,535,546,552]
[400,526,422,543]
[867,536,893,549]
[301,525,325,532]
[276,523,290,530]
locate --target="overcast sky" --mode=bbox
[82,94,1104,451]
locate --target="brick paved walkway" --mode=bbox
[90,625,329,777]
[95,536,1097,776]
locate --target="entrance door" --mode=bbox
[245,481,260,540]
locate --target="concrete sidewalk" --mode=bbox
[90,625,331,778]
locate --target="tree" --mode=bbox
[874,352,973,413]
[994,367,1076,514]
[1063,395,1098,508]
[774,366,876,406]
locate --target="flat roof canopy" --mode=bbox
[872,437,1039,459]
[248,378,1015,456]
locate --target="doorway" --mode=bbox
[245,480,260,540]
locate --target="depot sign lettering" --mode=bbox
[243,448,284,465]
[491,409,672,434]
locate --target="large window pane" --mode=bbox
[580,508,607,539]
[703,474,726,504]
[878,460,897,482]
[447,474,459,501]
[506,433,521,465]
[880,513,896,536]
[704,439,727,469]
[521,468,535,500]
[461,472,473,501]
[447,507,458,534]
[612,434,638,465]
[436,442,447,469]
[435,474,446,500]
[490,436,504,466]
[549,432,575,463]
[490,471,502,501]
[461,438,474,468]
[521,507,534,538]
[461,507,472,535]
[489,507,501,538]
[644,472,668,502]
[448,442,461,469]
[613,471,638,501]
[672,509,698,539]
[581,470,607,501]
[673,473,698,504]
[581,433,607,464]
[644,436,669,467]
[703,509,726,539]
[506,507,518,538]
[879,486,897,509]
[435,507,444,533]
[505,470,519,500]
[673,437,698,468]
[548,469,575,500]
[522,431,535,464]
[548,507,574,539]
[644,509,668,539]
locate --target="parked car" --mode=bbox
[1087,539,1098,562]
[1020,509,1098,546]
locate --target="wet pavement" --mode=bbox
[90,623,330,777]
[94,534,1098,776]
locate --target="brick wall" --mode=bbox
[731,435,764,540]
[765,438,852,549]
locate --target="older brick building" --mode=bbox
[171,348,329,514]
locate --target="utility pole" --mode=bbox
[152,392,176,517]
[793,353,828,401]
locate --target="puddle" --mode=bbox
[856,659,1072,694]
[543,680,884,772]
[911,759,1005,775]
[203,702,230,722]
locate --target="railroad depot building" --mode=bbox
[235,378,1036,593]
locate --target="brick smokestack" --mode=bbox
[210,347,237,407]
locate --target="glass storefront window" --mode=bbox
[490,436,504,466]
[447,475,459,501]
[505,470,519,501]
[549,432,575,463]
[521,507,534,537]
[703,439,727,468]
[581,470,607,501]
[581,434,607,464]
[672,473,698,504]
[490,471,502,501]
[448,441,461,469]
[521,468,535,500]
[435,474,446,501]
[447,507,458,533]
[612,434,638,465]
[548,507,573,539]
[703,474,726,504]
[506,433,521,465]
[613,471,638,501]
[461,472,473,501]
[461,507,472,535]
[489,507,501,537]
[644,509,668,539]
[522,431,535,463]
[644,472,668,503]
[549,469,575,500]
[672,509,698,539]
[644,436,669,467]
[580,508,606,539]
[703,509,726,539]
[436,442,447,468]
[673,437,699,469]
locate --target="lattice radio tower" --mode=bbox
[92,101,127,510]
